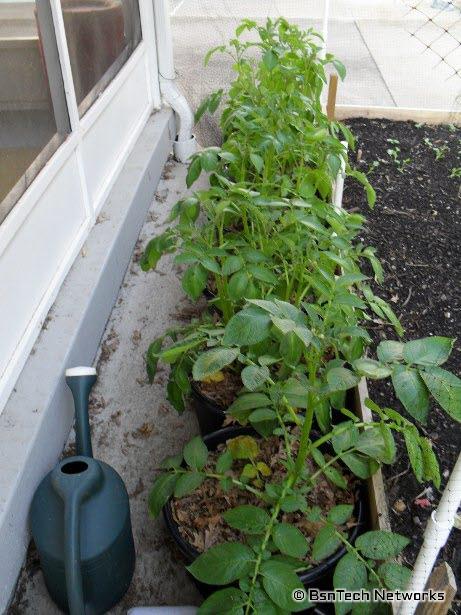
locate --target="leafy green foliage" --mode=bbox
[148,474,177,518]
[187,542,254,584]
[224,505,270,534]
[272,523,308,558]
[183,436,208,470]
[355,531,410,559]
[142,17,460,615]
[192,348,240,381]
[260,560,311,611]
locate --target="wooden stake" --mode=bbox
[326,74,338,120]
[416,562,457,615]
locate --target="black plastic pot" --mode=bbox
[190,380,227,435]
[164,426,366,612]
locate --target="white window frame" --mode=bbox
[0,0,162,413]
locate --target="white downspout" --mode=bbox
[398,453,461,615]
[152,0,197,163]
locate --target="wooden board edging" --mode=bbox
[335,104,461,126]
[354,378,392,533]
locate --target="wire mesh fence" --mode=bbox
[403,0,461,80]
[171,0,461,146]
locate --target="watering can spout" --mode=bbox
[65,367,97,458]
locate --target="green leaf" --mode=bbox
[356,426,390,462]
[228,270,250,300]
[160,454,182,469]
[272,523,308,558]
[323,465,348,489]
[392,365,429,423]
[379,423,397,464]
[192,348,240,381]
[249,407,276,423]
[356,531,410,559]
[333,553,367,615]
[198,587,247,615]
[248,264,277,285]
[403,337,454,366]
[348,169,376,208]
[224,505,270,534]
[260,560,311,612]
[420,366,461,422]
[280,493,307,513]
[420,437,441,488]
[332,421,359,453]
[223,307,272,346]
[228,392,272,423]
[174,471,205,497]
[167,378,185,413]
[327,504,354,525]
[160,338,203,363]
[140,231,175,271]
[332,58,347,80]
[312,525,341,561]
[148,473,177,518]
[333,554,367,602]
[241,365,270,391]
[250,152,264,173]
[183,436,208,470]
[201,150,218,172]
[263,50,278,71]
[146,337,163,382]
[326,367,360,392]
[341,452,377,479]
[216,449,233,473]
[315,399,331,433]
[187,542,254,585]
[404,428,423,482]
[182,263,208,300]
[279,331,303,367]
[222,255,244,276]
[352,358,392,380]
[186,156,202,188]
[378,562,411,590]
[377,340,404,363]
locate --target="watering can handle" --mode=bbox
[52,457,102,615]
[64,491,86,615]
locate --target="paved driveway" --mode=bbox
[170,0,461,144]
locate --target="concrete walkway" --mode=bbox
[9,160,206,613]
[171,0,461,144]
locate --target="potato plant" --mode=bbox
[144,18,461,615]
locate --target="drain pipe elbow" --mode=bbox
[153,0,197,163]
[160,78,197,163]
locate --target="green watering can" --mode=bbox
[31,367,135,614]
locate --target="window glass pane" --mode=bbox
[0,0,69,224]
[61,0,142,116]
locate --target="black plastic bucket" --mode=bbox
[163,426,366,612]
[190,381,227,435]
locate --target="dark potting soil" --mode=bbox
[344,118,461,607]
[196,369,242,408]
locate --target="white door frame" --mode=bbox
[0,0,162,413]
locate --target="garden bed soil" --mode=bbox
[344,118,461,608]
[171,430,358,563]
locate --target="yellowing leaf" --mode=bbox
[228,435,260,460]
[202,371,225,384]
